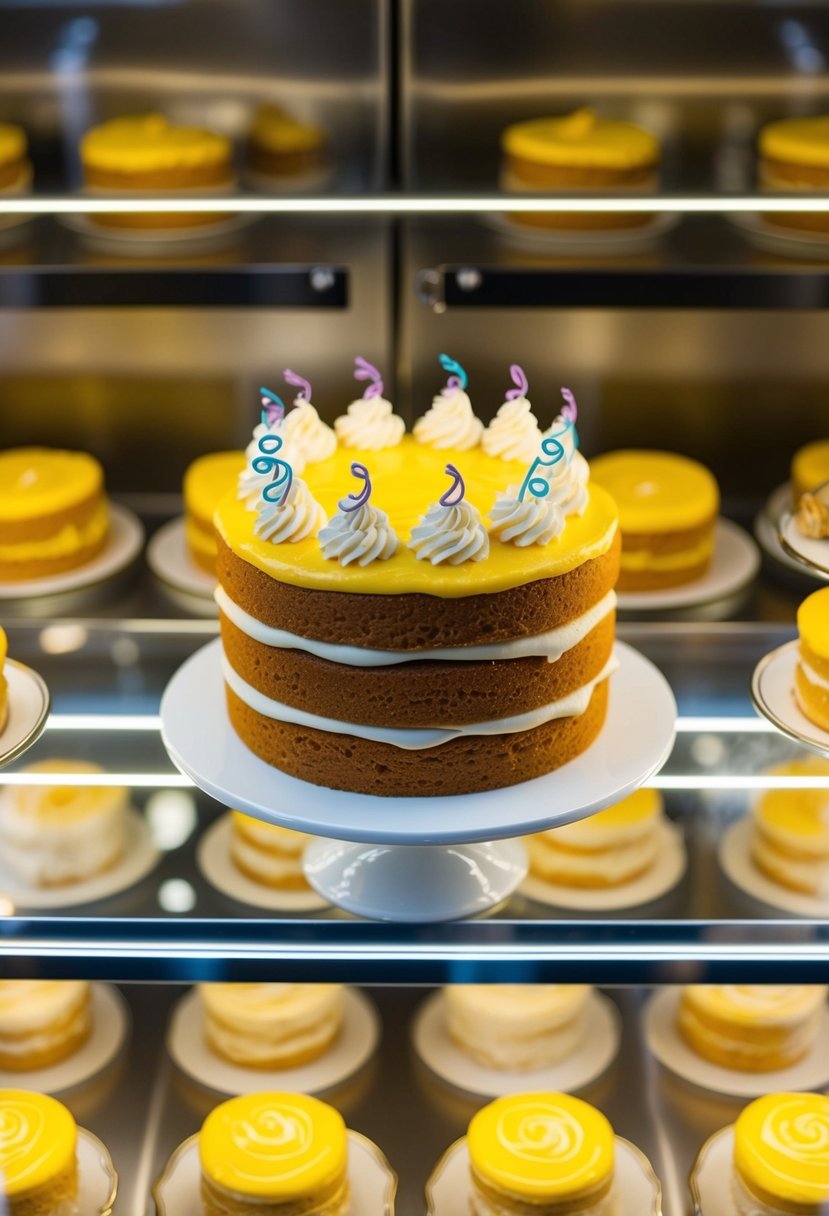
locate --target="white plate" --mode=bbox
[779,504,829,580]
[245,165,335,194]
[644,986,829,1098]
[73,1126,119,1215]
[412,989,621,1099]
[168,987,379,1097]
[0,806,160,910]
[147,516,218,600]
[0,660,50,769]
[730,211,829,260]
[482,210,679,254]
[718,817,829,918]
[154,1129,396,1216]
[754,482,821,580]
[0,503,144,601]
[616,519,760,612]
[60,209,258,253]
[197,814,329,912]
[751,639,829,757]
[520,819,687,911]
[0,983,128,1094]
[426,1135,661,1216]
[689,1126,738,1216]
[160,640,676,845]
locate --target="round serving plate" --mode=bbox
[481,210,679,254]
[0,659,50,769]
[778,495,829,580]
[60,209,259,255]
[147,516,218,603]
[754,482,823,583]
[615,519,759,613]
[689,1126,740,1216]
[751,639,829,757]
[718,817,829,919]
[730,211,829,260]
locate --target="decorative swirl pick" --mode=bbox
[259,387,285,427]
[506,364,529,400]
[353,357,384,399]
[518,434,566,502]
[252,432,293,505]
[439,353,468,391]
[342,462,372,512]
[560,386,578,423]
[440,463,466,507]
[283,368,312,401]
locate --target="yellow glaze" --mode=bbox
[0,448,102,522]
[798,587,829,662]
[250,104,325,154]
[0,123,26,165]
[756,759,829,842]
[590,450,719,534]
[574,788,661,836]
[199,1092,347,1201]
[468,1093,614,1202]
[684,985,827,1027]
[12,760,126,825]
[184,451,245,525]
[735,1093,829,1207]
[81,114,231,173]
[501,109,659,170]
[793,440,829,495]
[619,535,715,572]
[0,625,6,728]
[216,437,618,596]
[0,501,108,562]
[760,116,829,169]
[0,1089,76,1197]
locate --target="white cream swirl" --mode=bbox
[482,396,543,463]
[544,413,579,462]
[408,500,489,565]
[282,399,337,463]
[318,501,399,567]
[238,421,307,508]
[489,487,564,546]
[334,397,405,450]
[254,477,326,544]
[413,388,483,450]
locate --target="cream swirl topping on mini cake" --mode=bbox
[281,368,337,463]
[319,462,399,566]
[254,477,325,544]
[414,354,483,451]
[482,364,543,464]
[409,463,489,566]
[334,357,404,450]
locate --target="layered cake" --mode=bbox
[759,115,829,232]
[0,980,92,1071]
[590,449,719,591]
[199,1092,349,1216]
[198,983,344,1069]
[795,588,829,732]
[0,123,32,194]
[230,811,315,890]
[215,360,620,796]
[444,984,591,1071]
[678,985,826,1072]
[0,625,7,731]
[0,1089,78,1215]
[184,451,245,576]
[0,759,128,887]
[0,447,109,581]
[467,1092,617,1215]
[500,108,660,230]
[751,759,829,895]
[527,787,665,888]
[247,104,327,185]
[733,1092,829,1215]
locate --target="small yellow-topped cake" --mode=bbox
[0,447,109,582]
[0,1089,78,1215]
[0,980,92,1071]
[678,985,827,1072]
[199,983,344,1069]
[248,104,327,182]
[230,811,314,890]
[0,123,32,193]
[527,787,665,888]
[467,1092,615,1214]
[792,440,829,503]
[590,449,719,591]
[734,1092,829,1215]
[445,985,591,1071]
[0,625,7,732]
[795,587,829,732]
[184,451,245,576]
[199,1092,349,1216]
[500,108,660,230]
[751,758,829,895]
[759,115,829,232]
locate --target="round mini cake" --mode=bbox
[0,447,109,582]
[0,122,32,194]
[590,449,719,592]
[0,980,91,1071]
[198,1092,348,1216]
[0,1089,78,1214]
[751,758,829,896]
[467,1092,616,1214]
[230,812,314,890]
[500,108,660,230]
[247,104,327,184]
[794,587,829,732]
[198,983,344,1069]
[759,115,829,232]
[792,440,829,504]
[444,984,591,1071]
[184,451,245,576]
[734,1092,829,1215]
[527,787,664,888]
[215,361,620,796]
[678,985,827,1072]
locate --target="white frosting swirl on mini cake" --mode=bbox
[482,396,543,464]
[408,499,490,565]
[489,490,563,547]
[238,422,307,508]
[318,500,399,567]
[413,387,483,450]
[282,398,337,463]
[254,478,326,544]
[334,397,405,450]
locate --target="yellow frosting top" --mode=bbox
[798,587,829,661]
[250,104,325,154]
[793,440,829,494]
[216,437,617,597]
[683,985,827,1026]
[81,114,231,173]
[0,123,27,165]
[199,1092,347,1201]
[502,109,659,170]
[468,1093,614,1202]
[590,450,719,534]
[735,1093,829,1207]
[184,451,246,525]
[0,1089,77,1197]
[760,116,829,168]
[0,448,103,523]
[755,758,829,841]
[575,787,662,834]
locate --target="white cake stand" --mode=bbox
[160,639,677,921]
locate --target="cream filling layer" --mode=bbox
[224,651,618,751]
[752,833,829,896]
[230,836,306,883]
[799,658,829,693]
[204,1010,341,1066]
[216,585,616,667]
[0,501,108,562]
[0,1005,89,1057]
[620,535,714,573]
[679,1005,821,1063]
[527,828,660,884]
[0,981,89,1036]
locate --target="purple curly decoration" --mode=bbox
[354,357,384,400]
[560,387,578,423]
[506,364,529,401]
[342,462,372,512]
[284,368,312,401]
[440,463,465,507]
[259,387,285,427]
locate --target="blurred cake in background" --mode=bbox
[198,983,344,1069]
[0,1089,79,1212]
[0,980,91,1071]
[247,104,328,187]
[678,985,826,1071]
[792,439,829,503]
[230,811,314,891]
[444,984,591,1071]
[0,122,32,194]
[183,451,245,576]
[795,590,829,732]
[759,114,829,232]
[751,757,829,893]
